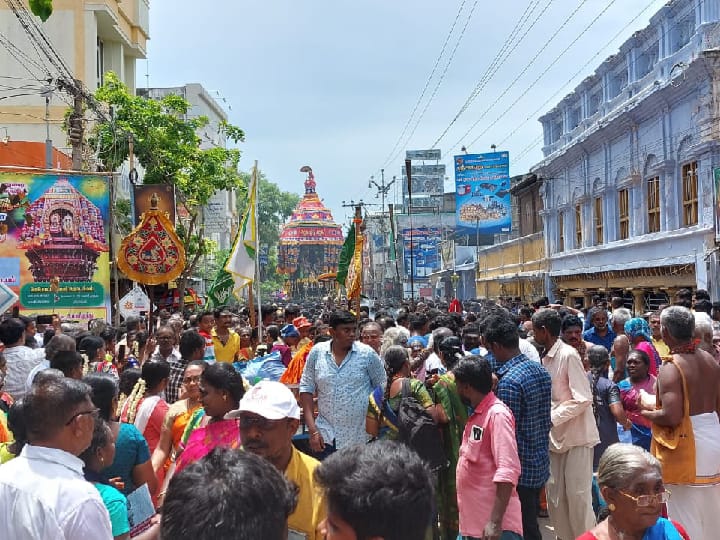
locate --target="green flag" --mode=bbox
[336,223,355,286]
[207,249,234,307]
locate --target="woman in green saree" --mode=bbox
[429,335,467,540]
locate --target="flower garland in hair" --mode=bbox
[116,392,128,419]
[126,378,147,424]
[81,353,90,376]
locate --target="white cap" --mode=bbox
[226,380,300,420]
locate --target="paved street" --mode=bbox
[540,518,556,539]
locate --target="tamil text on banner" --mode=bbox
[0,172,112,321]
[401,226,441,279]
[454,152,511,235]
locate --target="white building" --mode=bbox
[533,0,720,309]
[138,84,238,252]
[0,0,149,156]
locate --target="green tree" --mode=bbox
[89,72,245,311]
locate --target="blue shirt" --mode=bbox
[101,423,150,494]
[583,327,616,351]
[495,353,552,488]
[300,340,386,449]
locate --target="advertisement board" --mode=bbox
[0,172,112,322]
[454,152,511,235]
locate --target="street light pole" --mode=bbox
[369,168,395,302]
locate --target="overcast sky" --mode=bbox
[147,0,668,225]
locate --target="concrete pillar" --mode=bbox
[584,292,594,309]
[632,290,646,316]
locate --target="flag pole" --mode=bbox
[253,161,262,343]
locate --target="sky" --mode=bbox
[147,0,669,225]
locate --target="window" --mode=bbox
[575,204,582,248]
[594,197,603,244]
[637,41,659,79]
[96,38,104,88]
[618,189,630,239]
[647,176,661,233]
[558,213,565,252]
[682,162,698,226]
[588,90,602,116]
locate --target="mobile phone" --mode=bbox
[36,315,54,325]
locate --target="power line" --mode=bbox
[496,0,693,149]
[446,0,598,155]
[378,0,469,171]
[431,0,555,148]
[382,0,481,168]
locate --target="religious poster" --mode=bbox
[133,184,176,226]
[0,172,112,322]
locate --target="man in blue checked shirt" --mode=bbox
[299,310,385,460]
[481,313,552,540]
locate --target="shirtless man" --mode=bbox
[641,306,720,540]
[609,308,631,383]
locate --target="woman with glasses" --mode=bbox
[174,362,245,474]
[151,361,206,478]
[577,443,689,540]
[84,373,158,497]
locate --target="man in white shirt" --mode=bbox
[0,377,113,539]
[0,318,45,400]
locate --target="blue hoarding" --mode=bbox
[454,152,511,235]
[402,226,441,279]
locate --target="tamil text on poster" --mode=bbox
[0,172,111,322]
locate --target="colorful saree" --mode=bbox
[174,417,241,474]
[431,374,468,540]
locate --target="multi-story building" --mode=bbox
[475,174,547,302]
[0,0,149,156]
[533,0,720,309]
[139,84,237,253]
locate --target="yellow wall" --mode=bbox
[475,233,547,300]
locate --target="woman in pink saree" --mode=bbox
[174,363,244,473]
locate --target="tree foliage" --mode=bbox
[90,72,245,310]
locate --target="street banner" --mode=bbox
[118,286,151,320]
[401,226,441,279]
[454,152,511,235]
[0,172,111,322]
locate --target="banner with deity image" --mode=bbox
[0,172,111,322]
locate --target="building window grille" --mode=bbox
[681,162,698,226]
[647,176,661,233]
[594,197,603,245]
[575,204,582,248]
[618,189,630,239]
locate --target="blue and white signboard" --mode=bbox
[454,152,511,235]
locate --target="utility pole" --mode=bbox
[369,168,396,302]
[405,159,414,302]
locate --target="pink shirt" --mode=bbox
[456,391,523,537]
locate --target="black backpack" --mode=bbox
[392,378,448,472]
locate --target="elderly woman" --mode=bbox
[379,326,410,357]
[578,443,689,540]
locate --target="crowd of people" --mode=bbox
[0,288,718,539]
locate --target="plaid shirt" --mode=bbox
[166,356,189,404]
[495,353,552,488]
